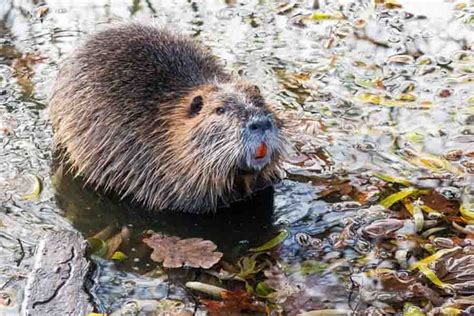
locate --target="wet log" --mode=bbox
[22,230,95,315]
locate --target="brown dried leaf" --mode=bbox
[200,290,265,316]
[12,52,46,97]
[319,181,354,198]
[421,191,458,215]
[143,233,223,269]
[36,6,49,21]
[429,249,474,294]
[105,232,123,259]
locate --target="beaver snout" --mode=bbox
[241,115,279,172]
[247,117,273,133]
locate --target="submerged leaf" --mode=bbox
[250,229,289,252]
[200,289,265,315]
[403,199,424,232]
[409,154,461,175]
[87,237,107,257]
[236,254,265,280]
[21,174,42,201]
[380,188,418,208]
[358,92,401,106]
[412,201,424,233]
[143,233,223,269]
[376,0,403,8]
[410,248,464,289]
[104,231,124,259]
[403,303,425,316]
[373,172,411,186]
[421,191,459,215]
[440,307,463,315]
[88,226,129,259]
[311,11,343,21]
[405,132,424,144]
[155,299,186,315]
[416,265,453,290]
[396,93,417,102]
[421,227,447,238]
[411,247,461,268]
[460,203,474,221]
[255,282,276,297]
[354,77,375,89]
[111,251,127,261]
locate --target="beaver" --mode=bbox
[49,23,287,213]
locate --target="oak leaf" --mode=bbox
[143,233,223,269]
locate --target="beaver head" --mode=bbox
[158,81,286,211]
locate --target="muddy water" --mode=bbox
[0,0,473,315]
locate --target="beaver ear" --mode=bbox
[189,95,203,117]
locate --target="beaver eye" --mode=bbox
[215,107,225,115]
[189,95,203,117]
[252,85,261,94]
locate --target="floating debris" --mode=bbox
[143,233,223,269]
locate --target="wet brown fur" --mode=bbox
[49,23,285,213]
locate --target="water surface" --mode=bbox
[0,0,473,314]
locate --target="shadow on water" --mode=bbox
[52,161,279,272]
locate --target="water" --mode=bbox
[0,0,473,314]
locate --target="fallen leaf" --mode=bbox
[236,254,264,280]
[12,52,46,98]
[376,0,402,9]
[111,251,127,261]
[460,203,474,221]
[200,289,265,316]
[87,237,107,257]
[311,11,344,21]
[21,174,42,201]
[143,233,223,269]
[409,153,461,175]
[403,303,425,316]
[373,172,411,186]
[255,282,275,297]
[249,229,289,252]
[36,6,49,21]
[421,190,458,215]
[380,187,418,209]
[104,232,123,259]
[320,181,354,198]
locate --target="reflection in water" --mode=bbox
[53,164,278,270]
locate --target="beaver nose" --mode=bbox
[248,117,272,132]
